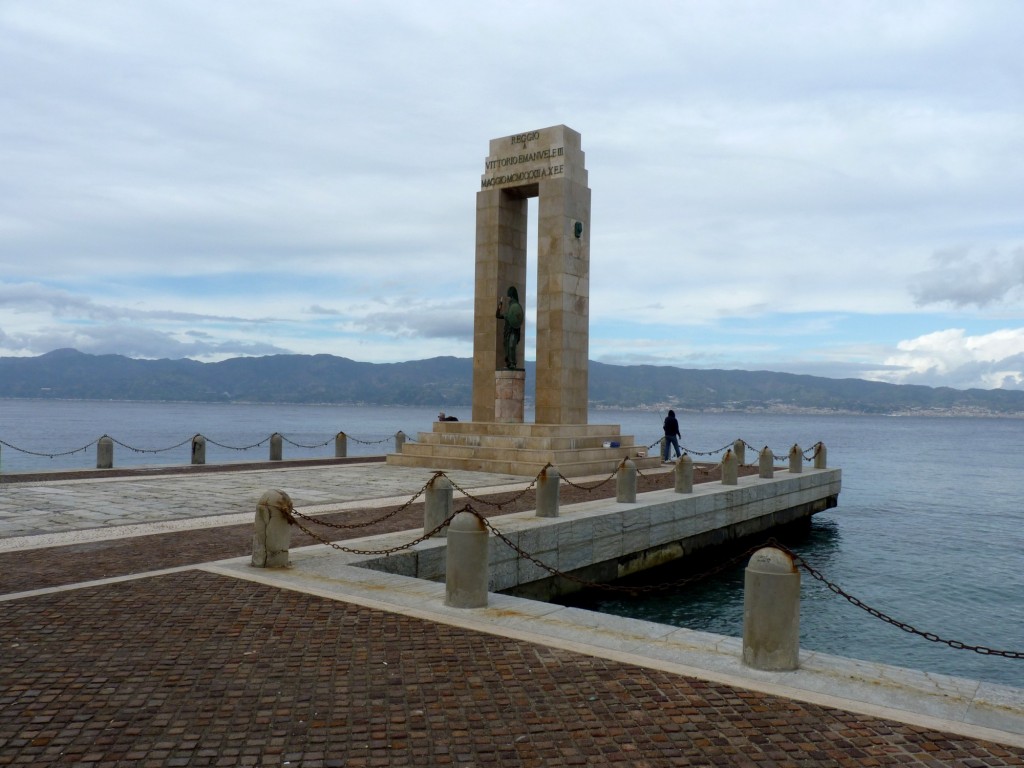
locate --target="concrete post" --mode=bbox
[335,432,348,458]
[536,465,560,518]
[616,459,637,503]
[424,474,453,537]
[268,432,283,461]
[674,454,693,494]
[97,435,114,469]
[733,439,746,466]
[445,511,489,608]
[659,437,666,461]
[191,434,206,465]
[721,449,738,485]
[252,489,294,568]
[758,446,774,478]
[788,444,802,474]
[743,546,800,671]
[395,431,406,454]
[813,442,827,469]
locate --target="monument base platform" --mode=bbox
[386,421,663,478]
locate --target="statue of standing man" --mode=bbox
[495,286,524,370]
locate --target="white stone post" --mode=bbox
[733,439,746,466]
[721,449,738,485]
[536,465,560,518]
[788,444,802,473]
[252,489,294,568]
[335,432,348,458]
[97,435,114,469]
[813,442,827,469]
[269,432,283,461]
[743,547,800,671]
[674,454,693,494]
[616,459,637,503]
[395,431,406,454]
[191,434,206,465]
[424,474,453,537]
[445,511,489,608]
[758,446,774,479]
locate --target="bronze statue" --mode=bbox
[495,286,523,369]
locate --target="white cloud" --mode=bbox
[871,328,1024,389]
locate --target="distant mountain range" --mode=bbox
[2,348,1023,416]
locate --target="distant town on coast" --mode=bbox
[2,347,1024,417]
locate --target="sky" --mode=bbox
[2,1,1023,390]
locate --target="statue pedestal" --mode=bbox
[387,421,661,478]
[494,369,525,423]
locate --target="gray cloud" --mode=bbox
[910,247,1024,308]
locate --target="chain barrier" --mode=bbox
[559,466,618,493]
[283,489,1022,659]
[108,435,194,454]
[766,541,1024,660]
[445,469,541,510]
[290,475,435,530]
[280,435,334,449]
[345,435,394,446]
[0,437,98,459]
[0,431,409,457]
[203,436,272,451]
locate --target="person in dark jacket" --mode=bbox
[662,409,681,462]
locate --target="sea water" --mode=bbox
[1,399,1022,688]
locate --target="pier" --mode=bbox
[1,459,1023,765]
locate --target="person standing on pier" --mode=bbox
[662,409,682,463]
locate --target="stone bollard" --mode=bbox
[813,442,827,469]
[743,547,800,671]
[536,465,560,518]
[616,459,637,503]
[252,489,294,568]
[445,511,489,608]
[424,474,453,537]
[758,446,774,478]
[395,430,406,453]
[733,439,746,466]
[97,435,114,469]
[335,431,348,458]
[191,434,206,465]
[269,432,283,461]
[788,444,803,473]
[659,437,666,461]
[721,449,738,485]
[674,454,693,493]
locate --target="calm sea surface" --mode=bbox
[1,399,1022,688]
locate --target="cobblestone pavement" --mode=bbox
[2,571,1023,767]
[1,465,1022,766]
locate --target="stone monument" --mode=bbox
[388,125,658,477]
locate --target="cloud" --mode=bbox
[910,247,1024,308]
[869,328,1024,389]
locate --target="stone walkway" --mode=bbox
[1,462,1022,766]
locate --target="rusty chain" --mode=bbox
[767,541,1024,660]
[286,497,1023,659]
[290,474,437,530]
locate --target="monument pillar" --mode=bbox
[471,125,590,425]
[388,126,659,477]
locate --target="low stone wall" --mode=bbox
[350,468,841,599]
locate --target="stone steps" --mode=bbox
[387,421,662,477]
